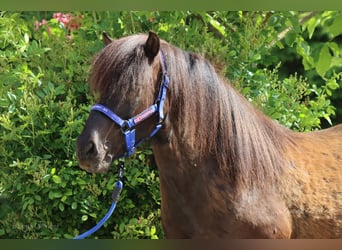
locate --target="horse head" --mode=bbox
[76,31,168,173]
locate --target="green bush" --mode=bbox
[0,11,340,239]
[0,12,162,239]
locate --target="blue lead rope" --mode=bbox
[73,164,124,240]
[73,181,123,239]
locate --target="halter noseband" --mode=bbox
[91,51,169,157]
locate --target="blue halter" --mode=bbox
[91,51,169,157]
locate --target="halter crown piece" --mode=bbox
[91,51,169,157]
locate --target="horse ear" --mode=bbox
[144,31,160,60]
[102,31,113,45]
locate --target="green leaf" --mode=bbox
[285,30,297,46]
[326,79,340,90]
[71,202,78,210]
[58,203,65,212]
[206,13,226,37]
[326,88,332,96]
[81,215,88,221]
[48,191,53,200]
[306,17,320,39]
[63,233,74,239]
[50,168,56,175]
[327,42,340,56]
[24,33,29,44]
[324,114,332,125]
[316,44,332,78]
[76,178,87,185]
[150,225,156,235]
[129,218,138,225]
[52,175,62,184]
[61,195,67,202]
[51,191,63,199]
[119,222,125,233]
[89,213,97,218]
[7,92,17,102]
[138,153,145,161]
[0,98,8,108]
[328,15,342,38]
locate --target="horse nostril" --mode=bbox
[85,141,96,155]
[77,138,96,160]
[76,131,101,160]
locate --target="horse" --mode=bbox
[76,31,342,238]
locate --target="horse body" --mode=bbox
[151,125,342,238]
[76,31,342,238]
[282,125,342,238]
[151,77,342,238]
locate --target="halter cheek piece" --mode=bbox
[91,51,169,157]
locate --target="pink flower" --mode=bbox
[34,21,41,30]
[53,13,62,19]
[34,13,83,40]
[53,12,82,31]
[46,26,51,36]
[34,19,50,35]
[149,16,155,23]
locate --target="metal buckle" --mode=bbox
[120,121,131,134]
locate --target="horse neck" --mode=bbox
[152,59,294,192]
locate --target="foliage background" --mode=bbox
[0,11,341,239]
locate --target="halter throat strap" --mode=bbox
[91,51,169,157]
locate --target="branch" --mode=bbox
[268,11,320,48]
[186,13,225,40]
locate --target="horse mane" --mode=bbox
[89,33,296,191]
[89,34,159,115]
